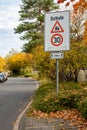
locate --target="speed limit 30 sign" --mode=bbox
[44,11,70,52]
[51,34,63,46]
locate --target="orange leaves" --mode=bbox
[57,0,75,5]
[74,0,87,9]
[73,0,87,13]
[57,0,65,4]
[73,0,87,44]
[27,82,87,129]
[29,109,87,130]
[57,0,87,10]
[57,0,75,7]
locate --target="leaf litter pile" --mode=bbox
[27,82,87,130]
[27,108,87,130]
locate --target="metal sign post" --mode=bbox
[44,11,70,95]
[51,52,63,95]
[56,59,59,95]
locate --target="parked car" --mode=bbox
[0,73,8,83]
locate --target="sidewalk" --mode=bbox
[13,99,78,130]
[19,113,78,130]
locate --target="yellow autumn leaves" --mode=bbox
[0,57,6,72]
[0,52,33,75]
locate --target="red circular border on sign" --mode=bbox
[51,34,63,46]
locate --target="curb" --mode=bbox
[13,100,33,130]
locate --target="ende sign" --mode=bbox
[44,11,70,52]
[51,52,64,59]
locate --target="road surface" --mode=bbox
[0,77,37,130]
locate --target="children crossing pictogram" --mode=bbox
[51,21,64,33]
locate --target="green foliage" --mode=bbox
[33,83,58,113]
[15,0,58,52]
[78,99,87,118]
[32,82,87,118]
[24,66,32,77]
[35,82,56,97]
[59,42,87,82]
[32,45,56,80]
[58,94,80,108]
[33,94,64,113]
[14,0,87,83]
[32,42,87,82]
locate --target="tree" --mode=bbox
[73,0,87,44]
[6,48,18,57]
[70,10,85,42]
[57,0,87,43]
[0,57,6,72]
[32,43,87,82]
[15,0,58,53]
[7,52,33,75]
[59,42,87,82]
[32,45,56,80]
[14,0,87,81]
[56,0,87,82]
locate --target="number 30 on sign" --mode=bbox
[51,34,63,46]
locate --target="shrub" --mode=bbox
[33,93,65,113]
[31,82,87,118]
[33,83,57,113]
[78,99,87,118]
[35,82,56,97]
[58,94,81,109]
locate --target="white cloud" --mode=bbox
[0,0,24,57]
[0,3,20,29]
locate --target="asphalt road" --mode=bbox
[0,77,37,130]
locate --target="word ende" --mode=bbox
[51,52,64,59]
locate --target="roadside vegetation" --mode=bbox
[28,82,87,119]
[26,81,87,130]
[0,0,87,80]
[0,0,87,128]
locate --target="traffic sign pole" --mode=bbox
[56,59,59,95]
[44,11,70,95]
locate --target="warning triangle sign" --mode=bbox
[51,21,64,33]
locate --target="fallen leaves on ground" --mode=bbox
[27,109,87,130]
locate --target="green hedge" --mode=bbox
[32,82,87,118]
[77,99,87,118]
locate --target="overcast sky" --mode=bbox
[0,0,24,58]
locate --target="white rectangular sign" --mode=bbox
[51,52,64,59]
[44,11,70,52]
